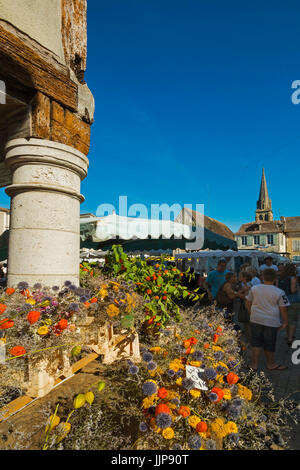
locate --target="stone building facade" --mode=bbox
[0,0,94,286]
[235,169,300,260]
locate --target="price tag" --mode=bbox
[186,365,208,391]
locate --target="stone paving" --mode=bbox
[242,321,300,450]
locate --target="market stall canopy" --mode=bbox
[80,214,237,252]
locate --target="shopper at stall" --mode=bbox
[259,256,278,273]
[205,259,229,301]
[278,264,300,346]
[246,268,289,371]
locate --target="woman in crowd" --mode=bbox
[278,264,300,346]
[216,272,244,319]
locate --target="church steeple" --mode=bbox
[255,168,273,222]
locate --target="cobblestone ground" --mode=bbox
[241,321,300,450]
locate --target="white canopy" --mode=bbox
[80,213,193,242]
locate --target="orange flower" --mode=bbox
[185,347,191,355]
[0,304,7,315]
[216,326,223,333]
[213,334,219,343]
[5,288,15,296]
[204,343,210,349]
[9,346,26,357]
[0,319,14,330]
[196,421,208,433]
[146,289,152,295]
[20,289,30,298]
[27,310,40,325]
[178,406,191,418]
[90,297,98,304]
[226,372,239,385]
[183,339,191,349]
[157,387,168,399]
[84,301,91,308]
[155,403,171,415]
[57,319,68,330]
[211,387,224,402]
[189,337,198,345]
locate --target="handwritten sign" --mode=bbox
[186,365,208,391]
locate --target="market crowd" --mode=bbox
[204,256,300,372]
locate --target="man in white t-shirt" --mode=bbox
[246,268,289,371]
[259,256,278,273]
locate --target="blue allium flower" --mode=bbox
[33,283,42,290]
[192,350,204,361]
[228,360,238,368]
[232,398,243,407]
[127,359,134,366]
[147,361,157,371]
[214,351,224,361]
[182,378,195,391]
[142,352,153,363]
[139,422,148,432]
[17,282,29,290]
[156,413,172,429]
[227,405,242,420]
[208,392,219,402]
[205,439,217,450]
[188,435,202,450]
[69,284,77,291]
[172,444,182,450]
[227,433,240,444]
[79,295,89,303]
[69,303,79,312]
[129,366,139,375]
[167,369,176,377]
[64,280,72,287]
[204,367,217,380]
[142,381,157,396]
[52,286,60,291]
[171,398,180,406]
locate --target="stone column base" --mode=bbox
[5,138,89,287]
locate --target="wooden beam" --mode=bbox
[0,25,78,111]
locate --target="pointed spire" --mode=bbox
[257,168,271,210]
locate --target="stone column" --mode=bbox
[5,138,89,287]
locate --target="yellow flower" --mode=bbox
[218,361,229,369]
[216,374,224,384]
[37,325,49,336]
[188,415,201,428]
[189,361,201,367]
[45,415,60,433]
[56,422,71,443]
[225,421,238,434]
[212,346,223,352]
[162,427,174,439]
[237,384,252,401]
[26,298,36,305]
[106,304,120,317]
[211,418,227,439]
[150,347,162,353]
[176,377,183,386]
[142,396,158,409]
[189,389,201,398]
[40,300,50,307]
[99,288,108,299]
[223,388,232,400]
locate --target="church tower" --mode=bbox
[255,168,273,222]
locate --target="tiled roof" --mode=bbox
[176,208,235,240]
[283,217,300,232]
[235,220,283,235]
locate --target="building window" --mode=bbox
[254,235,260,245]
[241,236,248,246]
[292,240,300,252]
[267,234,274,245]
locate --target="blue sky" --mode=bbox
[1,0,300,232]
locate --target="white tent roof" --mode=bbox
[175,249,289,261]
[80,213,193,242]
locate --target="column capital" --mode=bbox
[5,138,89,180]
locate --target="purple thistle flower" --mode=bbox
[33,283,42,290]
[129,365,139,375]
[147,361,157,371]
[167,369,176,377]
[205,439,217,450]
[188,435,202,450]
[142,381,157,396]
[52,286,60,292]
[142,352,153,363]
[156,413,172,429]
[208,392,219,402]
[172,444,182,450]
[139,422,148,432]
[204,367,217,380]
[182,378,195,391]
[64,281,72,287]
[192,350,204,361]
[17,282,29,290]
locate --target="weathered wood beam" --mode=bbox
[0,25,78,111]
